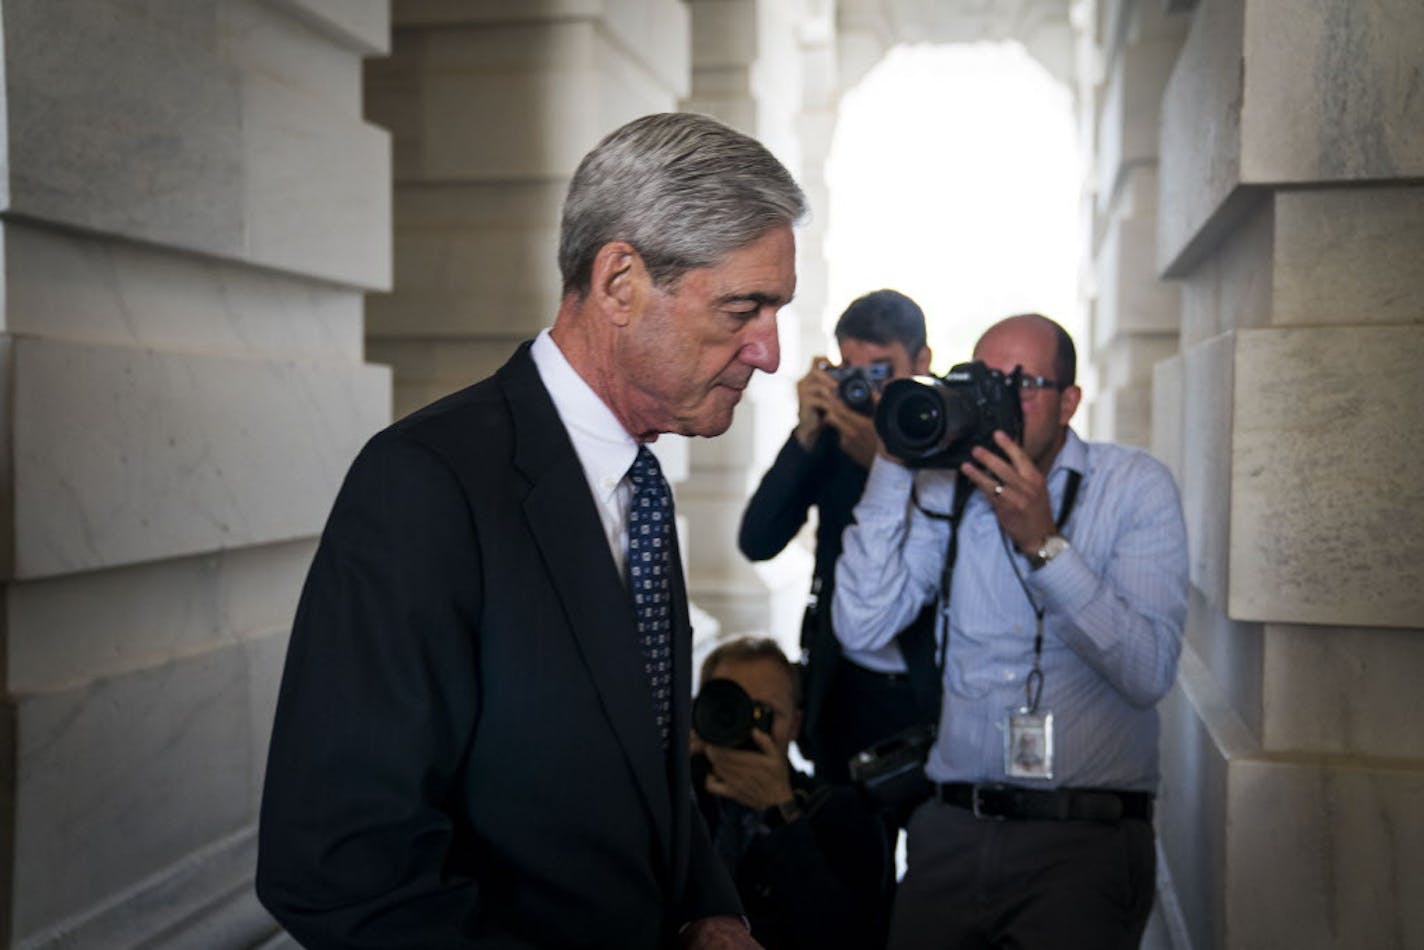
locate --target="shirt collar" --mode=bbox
[1050,427,1086,480]
[530,329,639,503]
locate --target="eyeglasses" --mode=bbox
[1017,374,1066,394]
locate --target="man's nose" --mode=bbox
[740,315,781,374]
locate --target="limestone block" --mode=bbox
[390,0,686,92]
[1151,353,1184,487]
[371,20,678,183]
[1185,587,1264,743]
[1087,381,1152,450]
[1226,756,1424,950]
[1095,333,1179,390]
[264,0,389,55]
[1262,622,1424,758]
[221,0,363,116]
[16,825,270,949]
[368,185,564,339]
[11,638,273,939]
[1176,197,1272,347]
[368,337,526,417]
[241,73,392,289]
[1230,325,1424,628]
[1093,214,1181,353]
[1242,0,1424,184]
[1270,186,1424,328]
[2,222,364,362]
[689,0,756,69]
[1095,36,1183,211]
[1180,333,1233,612]
[680,494,765,584]
[1160,0,1424,272]
[1158,648,1239,950]
[5,539,314,694]
[370,234,561,340]
[2,0,246,256]
[12,338,390,579]
[2,0,390,290]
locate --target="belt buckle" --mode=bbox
[971,783,1007,821]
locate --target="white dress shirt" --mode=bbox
[530,330,640,578]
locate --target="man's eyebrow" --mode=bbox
[718,291,794,308]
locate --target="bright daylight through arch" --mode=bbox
[825,42,1085,395]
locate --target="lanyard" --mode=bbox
[1001,469,1082,712]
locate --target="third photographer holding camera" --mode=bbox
[834,313,1189,949]
[739,289,936,788]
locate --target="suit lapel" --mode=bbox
[498,346,674,860]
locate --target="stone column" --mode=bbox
[1085,0,1186,448]
[0,1,391,946]
[1153,0,1424,946]
[681,0,822,655]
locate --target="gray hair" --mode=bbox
[559,112,807,296]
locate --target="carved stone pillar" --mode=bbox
[0,1,391,944]
[1152,0,1424,945]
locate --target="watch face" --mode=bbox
[1038,535,1068,563]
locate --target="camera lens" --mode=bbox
[840,376,873,411]
[895,394,942,444]
[875,378,976,462]
[692,679,756,748]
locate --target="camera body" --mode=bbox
[847,722,936,812]
[825,361,892,416]
[874,360,1024,469]
[692,678,775,750]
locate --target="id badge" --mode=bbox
[1004,707,1054,780]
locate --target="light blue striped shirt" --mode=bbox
[832,430,1188,792]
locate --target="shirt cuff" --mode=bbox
[1027,543,1098,615]
[859,455,914,508]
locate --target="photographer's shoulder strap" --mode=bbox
[931,467,1083,680]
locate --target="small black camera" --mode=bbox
[874,360,1024,469]
[692,678,775,750]
[825,361,891,416]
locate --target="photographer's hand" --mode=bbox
[793,358,837,450]
[703,730,796,812]
[961,431,1056,555]
[821,396,879,469]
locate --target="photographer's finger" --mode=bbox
[992,430,1036,476]
[958,460,1001,499]
[969,444,1015,487]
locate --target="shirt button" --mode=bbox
[1003,671,1014,682]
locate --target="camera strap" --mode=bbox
[912,467,1083,705]
[999,468,1083,711]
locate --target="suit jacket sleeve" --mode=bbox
[257,431,508,949]
[737,432,828,562]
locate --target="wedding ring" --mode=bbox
[993,483,1005,496]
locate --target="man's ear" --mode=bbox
[913,345,933,376]
[1059,384,1082,426]
[588,241,645,327]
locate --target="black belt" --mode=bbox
[937,783,1152,822]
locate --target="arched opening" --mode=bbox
[824,42,1085,398]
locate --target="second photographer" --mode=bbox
[692,638,892,950]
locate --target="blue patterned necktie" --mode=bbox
[626,446,674,748]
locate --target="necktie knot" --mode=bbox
[627,445,663,491]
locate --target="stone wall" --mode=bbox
[0,1,391,945]
[1151,0,1424,946]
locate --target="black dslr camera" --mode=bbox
[824,361,891,416]
[874,360,1024,469]
[692,678,775,750]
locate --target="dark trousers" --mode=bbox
[811,658,925,785]
[889,799,1156,950]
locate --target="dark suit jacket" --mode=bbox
[257,344,742,948]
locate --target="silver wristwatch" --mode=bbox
[1029,534,1069,570]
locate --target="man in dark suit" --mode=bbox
[256,112,806,949]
